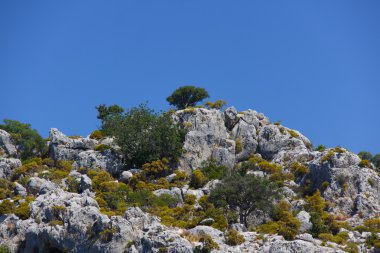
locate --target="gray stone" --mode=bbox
[0,157,21,179]
[0,129,17,157]
[296,211,312,233]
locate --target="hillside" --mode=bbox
[0,106,379,253]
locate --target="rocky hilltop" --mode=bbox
[0,107,379,253]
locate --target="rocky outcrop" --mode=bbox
[174,108,236,172]
[257,125,313,164]
[0,130,17,158]
[0,157,21,179]
[307,149,380,219]
[49,128,124,175]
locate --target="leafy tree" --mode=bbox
[166,86,209,110]
[371,154,380,171]
[209,174,280,226]
[100,104,184,168]
[358,151,373,161]
[96,104,124,126]
[0,119,46,160]
[200,159,229,180]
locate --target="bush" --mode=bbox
[287,129,299,138]
[94,144,111,152]
[258,201,300,240]
[289,162,309,177]
[166,86,209,110]
[14,202,30,220]
[235,139,243,154]
[363,218,380,233]
[200,160,229,180]
[0,200,15,215]
[0,245,11,253]
[0,179,13,200]
[0,119,47,160]
[190,169,208,189]
[205,100,227,110]
[100,104,184,169]
[142,158,171,179]
[225,229,245,245]
[359,159,372,168]
[315,145,327,152]
[89,130,104,140]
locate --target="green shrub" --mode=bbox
[225,229,245,245]
[289,162,309,177]
[0,200,15,215]
[0,245,11,253]
[321,150,335,163]
[235,139,243,154]
[14,202,30,220]
[319,232,348,245]
[359,159,371,168]
[0,119,47,160]
[142,158,171,179]
[66,176,80,193]
[94,144,111,152]
[49,220,63,226]
[315,145,327,152]
[200,160,229,180]
[0,179,13,200]
[205,100,227,110]
[89,130,104,140]
[258,201,300,240]
[287,129,299,138]
[190,169,208,189]
[363,218,380,233]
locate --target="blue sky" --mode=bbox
[0,1,379,154]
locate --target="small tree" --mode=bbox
[209,174,280,226]
[166,86,209,110]
[358,151,373,161]
[96,104,124,126]
[99,104,184,169]
[0,119,46,160]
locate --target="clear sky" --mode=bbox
[0,1,379,154]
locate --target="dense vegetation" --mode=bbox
[166,86,209,110]
[0,119,46,161]
[98,103,185,169]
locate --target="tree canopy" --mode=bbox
[209,173,280,226]
[166,86,209,110]
[0,119,46,160]
[98,104,185,169]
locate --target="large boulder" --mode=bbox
[0,129,17,158]
[49,128,124,175]
[0,158,21,179]
[174,108,235,172]
[257,125,313,164]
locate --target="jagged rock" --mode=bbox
[224,106,240,130]
[231,119,258,162]
[68,171,92,192]
[199,218,215,226]
[14,182,27,197]
[0,130,17,158]
[26,177,57,195]
[230,223,247,232]
[296,211,312,233]
[174,108,235,172]
[201,179,220,195]
[49,128,124,175]
[0,157,21,179]
[73,149,124,176]
[257,125,312,164]
[307,149,380,218]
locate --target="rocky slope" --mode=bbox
[0,107,379,253]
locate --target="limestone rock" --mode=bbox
[0,157,21,179]
[174,108,235,172]
[0,129,17,158]
[296,211,312,233]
